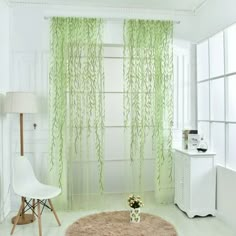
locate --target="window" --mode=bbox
[70,43,191,199]
[197,24,236,169]
[172,46,193,148]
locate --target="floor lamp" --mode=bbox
[4,92,38,225]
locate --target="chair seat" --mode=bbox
[15,183,61,200]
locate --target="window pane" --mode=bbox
[104,46,123,58]
[184,54,191,127]
[209,32,224,78]
[104,162,130,193]
[227,124,236,170]
[225,24,236,73]
[197,40,209,81]
[105,94,123,126]
[104,128,124,160]
[227,76,236,121]
[177,54,184,128]
[198,121,210,145]
[211,122,225,166]
[210,78,225,121]
[198,81,209,120]
[104,58,123,92]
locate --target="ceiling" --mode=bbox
[7,0,207,13]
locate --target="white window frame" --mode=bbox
[197,26,236,170]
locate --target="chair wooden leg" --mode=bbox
[11,198,24,235]
[48,199,61,226]
[37,199,42,236]
[32,199,35,215]
[21,196,25,217]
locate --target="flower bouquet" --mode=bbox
[128,194,144,223]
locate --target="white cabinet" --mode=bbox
[174,149,216,218]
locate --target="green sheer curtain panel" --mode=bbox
[49,17,104,209]
[123,20,174,203]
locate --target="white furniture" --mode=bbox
[174,149,216,218]
[5,92,38,225]
[11,156,61,236]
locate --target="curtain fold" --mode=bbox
[49,17,104,209]
[123,20,174,203]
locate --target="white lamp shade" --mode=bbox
[4,92,38,114]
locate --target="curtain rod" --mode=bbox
[44,16,180,24]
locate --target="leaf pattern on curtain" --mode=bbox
[123,20,174,202]
[49,17,105,193]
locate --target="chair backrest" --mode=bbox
[13,156,40,196]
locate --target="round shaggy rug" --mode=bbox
[65,211,177,236]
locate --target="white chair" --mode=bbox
[11,156,61,236]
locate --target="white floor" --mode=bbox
[0,204,235,236]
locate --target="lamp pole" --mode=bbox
[20,113,24,156]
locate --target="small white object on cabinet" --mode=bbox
[174,149,216,218]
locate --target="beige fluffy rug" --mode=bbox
[65,211,177,236]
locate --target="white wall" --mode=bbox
[216,166,236,232]
[8,4,194,209]
[11,0,236,44]
[0,0,10,90]
[0,0,10,223]
[190,0,236,42]
[39,0,236,43]
[9,5,50,210]
[196,20,236,231]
